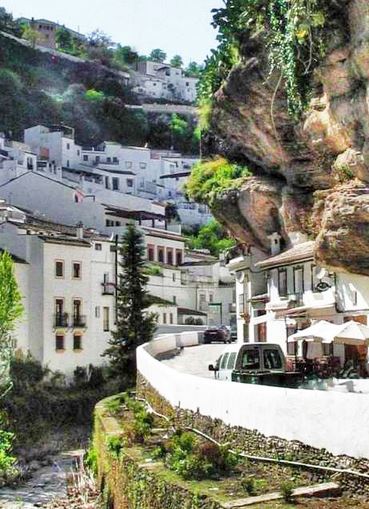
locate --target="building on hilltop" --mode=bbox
[18,17,85,50]
[132,61,198,104]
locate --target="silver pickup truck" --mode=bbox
[209,343,303,388]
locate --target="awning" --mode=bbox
[333,321,369,346]
[288,320,339,343]
[288,320,369,346]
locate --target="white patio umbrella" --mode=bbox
[333,320,369,346]
[288,320,339,343]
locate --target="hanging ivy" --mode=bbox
[199,0,329,119]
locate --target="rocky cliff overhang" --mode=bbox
[204,0,369,276]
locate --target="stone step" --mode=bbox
[220,482,341,508]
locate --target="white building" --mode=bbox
[132,61,198,103]
[0,207,115,375]
[228,234,369,368]
[21,125,205,227]
[24,125,82,170]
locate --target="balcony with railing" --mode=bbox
[54,313,69,328]
[102,282,115,296]
[73,315,87,328]
[288,292,304,308]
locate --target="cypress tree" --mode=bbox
[104,223,156,385]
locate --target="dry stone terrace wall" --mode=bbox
[137,374,369,496]
[93,395,223,509]
[136,333,369,493]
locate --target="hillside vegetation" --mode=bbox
[0,32,199,152]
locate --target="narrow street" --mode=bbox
[161,343,226,377]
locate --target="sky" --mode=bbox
[2,0,223,64]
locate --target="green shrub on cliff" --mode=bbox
[185,157,251,207]
[199,0,332,118]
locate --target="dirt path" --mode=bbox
[0,450,83,509]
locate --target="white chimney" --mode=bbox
[269,232,282,256]
[76,221,84,240]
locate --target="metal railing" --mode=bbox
[73,315,87,328]
[54,313,69,328]
[102,282,115,295]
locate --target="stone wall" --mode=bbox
[93,395,222,509]
[137,373,369,496]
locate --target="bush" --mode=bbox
[0,428,16,476]
[280,480,295,502]
[186,219,235,257]
[241,476,256,495]
[4,357,111,445]
[106,435,124,458]
[185,157,251,207]
[10,354,47,387]
[85,445,98,476]
[184,317,196,325]
[164,431,238,480]
[85,89,105,102]
[132,407,154,443]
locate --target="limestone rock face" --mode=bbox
[205,0,369,275]
[315,185,369,275]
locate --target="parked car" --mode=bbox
[230,326,237,342]
[203,325,231,344]
[209,343,303,388]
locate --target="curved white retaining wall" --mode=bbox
[137,333,369,459]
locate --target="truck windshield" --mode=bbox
[263,349,283,369]
[241,349,260,370]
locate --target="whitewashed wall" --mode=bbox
[137,333,369,459]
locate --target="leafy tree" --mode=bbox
[150,48,167,63]
[115,44,139,65]
[165,202,180,223]
[0,252,23,397]
[87,29,113,48]
[170,55,183,68]
[168,114,199,153]
[55,26,73,51]
[22,25,40,48]
[186,61,202,77]
[104,224,156,384]
[170,113,188,137]
[0,7,18,35]
[186,219,235,257]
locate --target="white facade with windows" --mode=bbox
[21,125,204,226]
[0,214,115,375]
[228,235,369,366]
[133,61,198,103]
[0,201,236,375]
